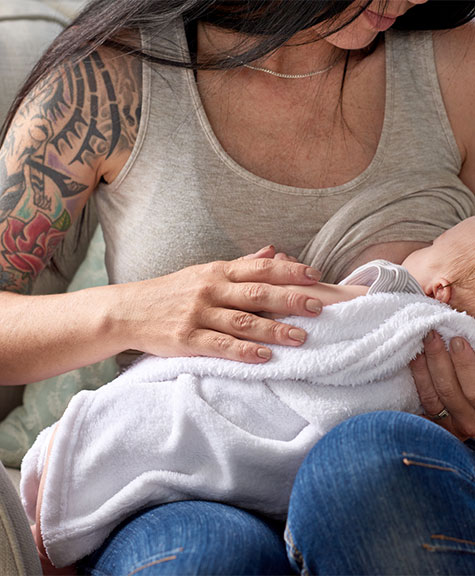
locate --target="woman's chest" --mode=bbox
[98,178,354,283]
[197,55,386,190]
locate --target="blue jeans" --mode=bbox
[78,412,475,575]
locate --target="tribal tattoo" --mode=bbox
[0,48,142,292]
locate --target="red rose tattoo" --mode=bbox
[2,212,64,277]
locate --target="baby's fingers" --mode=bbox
[240,245,276,260]
[274,252,298,262]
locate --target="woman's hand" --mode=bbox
[119,256,322,364]
[410,331,475,440]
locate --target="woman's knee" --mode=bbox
[79,501,291,575]
[286,411,475,575]
[291,411,467,494]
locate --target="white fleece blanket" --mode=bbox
[21,292,475,567]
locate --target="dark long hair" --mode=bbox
[3,0,475,140]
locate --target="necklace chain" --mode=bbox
[242,53,343,79]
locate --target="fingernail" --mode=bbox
[451,337,465,353]
[424,331,434,344]
[289,328,306,343]
[257,348,272,359]
[305,299,322,314]
[305,268,320,280]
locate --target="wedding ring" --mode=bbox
[428,408,450,420]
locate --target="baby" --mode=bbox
[26,217,475,572]
[280,215,475,316]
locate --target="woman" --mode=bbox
[1,0,474,573]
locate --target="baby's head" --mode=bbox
[403,217,475,316]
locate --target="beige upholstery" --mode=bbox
[42,0,89,19]
[0,2,93,572]
[5,467,21,494]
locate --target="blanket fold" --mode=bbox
[21,292,475,567]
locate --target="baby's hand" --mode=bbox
[274,252,298,262]
[241,245,300,264]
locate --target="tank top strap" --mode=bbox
[383,29,461,175]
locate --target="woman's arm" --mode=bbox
[0,46,142,293]
[0,49,324,385]
[0,46,142,384]
[0,286,124,385]
[434,21,475,195]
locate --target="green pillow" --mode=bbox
[0,228,118,468]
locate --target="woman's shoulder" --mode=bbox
[433,20,475,77]
[432,21,475,113]
[89,42,144,184]
[20,41,143,186]
[432,21,475,188]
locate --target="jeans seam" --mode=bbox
[126,552,182,576]
[284,525,311,576]
[430,535,475,546]
[401,452,475,483]
[422,534,475,555]
[423,534,475,553]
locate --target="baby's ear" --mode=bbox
[433,279,452,304]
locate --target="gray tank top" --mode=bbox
[95,20,475,286]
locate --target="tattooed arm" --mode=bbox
[0,47,142,384]
[0,47,142,292]
[0,41,324,386]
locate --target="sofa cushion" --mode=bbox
[4,467,20,494]
[0,1,67,123]
[41,0,89,19]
